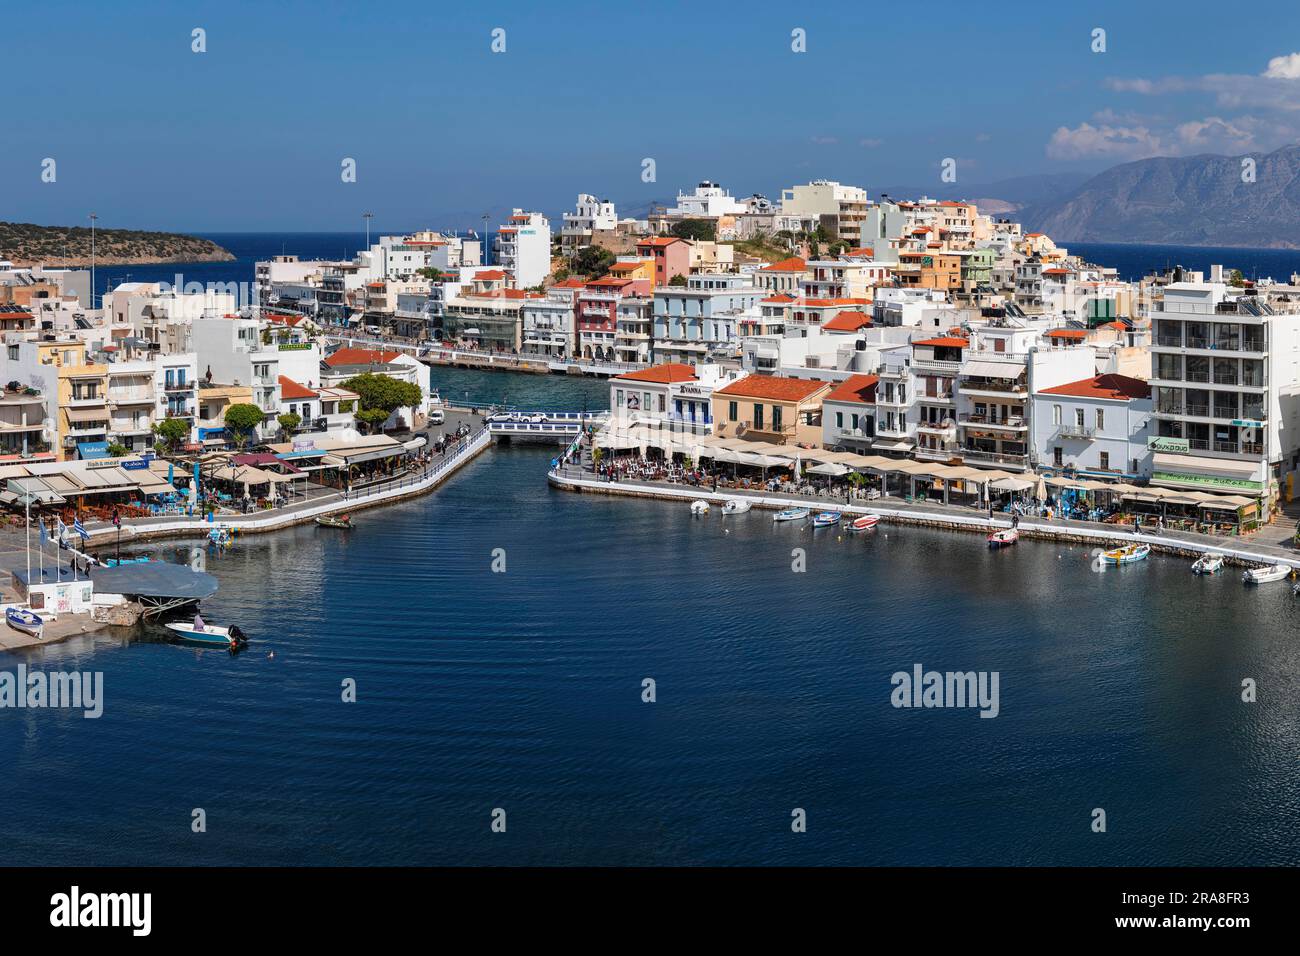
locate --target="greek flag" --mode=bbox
[73,517,89,539]
[57,517,67,541]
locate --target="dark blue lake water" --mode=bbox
[2,445,1298,866]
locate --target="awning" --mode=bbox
[322,445,406,466]
[807,462,850,477]
[1152,452,1261,478]
[990,477,1034,492]
[66,407,109,424]
[77,440,111,460]
[963,360,1024,379]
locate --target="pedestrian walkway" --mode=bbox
[550,466,1300,567]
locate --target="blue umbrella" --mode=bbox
[193,461,201,499]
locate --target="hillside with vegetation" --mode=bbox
[0,221,234,266]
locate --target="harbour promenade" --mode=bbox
[548,464,1300,569]
[78,426,490,546]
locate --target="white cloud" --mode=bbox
[1046,122,1163,160]
[1263,53,1300,79]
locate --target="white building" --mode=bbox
[780,180,869,246]
[1032,374,1153,479]
[667,181,747,219]
[561,194,617,253]
[495,210,551,289]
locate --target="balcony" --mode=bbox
[961,413,1027,431]
[1055,423,1096,440]
[912,358,962,374]
[960,447,1029,468]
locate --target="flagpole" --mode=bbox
[24,494,31,584]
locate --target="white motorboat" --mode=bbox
[690,500,710,516]
[987,529,1019,549]
[722,499,752,515]
[1243,564,1291,585]
[165,615,248,649]
[1191,554,1224,575]
[773,507,810,522]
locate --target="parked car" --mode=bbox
[428,408,445,425]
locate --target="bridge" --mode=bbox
[323,335,646,379]
[487,411,608,442]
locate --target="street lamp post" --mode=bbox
[88,212,98,309]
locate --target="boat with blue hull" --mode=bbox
[6,607,43,639]
[165,615,247,649]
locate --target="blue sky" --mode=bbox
[7,0,1300,231]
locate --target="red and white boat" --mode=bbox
[987,528,1019,548]
[847,515,880,532]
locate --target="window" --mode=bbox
[836,412,844,428]
[1053,447,1063,466]
[1052,404,1061,426]
[1099,451,1110,471]
[1075,408,1085,428]
[728,401,737,421]
[1095,409,1105,430]
[616,390,624,408]
[772,406,783,431]
[6,345,17,361]
[753,403,764,430]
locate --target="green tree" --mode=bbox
[571,245,614,277]
[670,219,716,242]
[668,274,688,287]
[151,416,190,454]
[417,266,450,283]
[277,412,302,436]
[1228,269,1246,288]
[106,441,130,458]
[341,372,423,433]
[223,403,266,448]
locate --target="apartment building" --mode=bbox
[1032,374,1153,479]
[821,374,879,452]
[779,180,869,247]
[1149,281,1300,510]
[652,274,762,366]
[561,194,618,254]
[495,210,552,288]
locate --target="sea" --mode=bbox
[1,235,1298,866]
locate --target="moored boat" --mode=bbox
[315,514,354,529]
[987,528,1019,548]
[165,614,248,648]
[847,515,880,532]
[1191,554,1224,575]
[690,500,710,516]
[722,499,751,515]
[773,507,810,522]
[1243,564,1291,585]
[1101,543,1150,565]
[811,511,841,528]
[5,607,43,639]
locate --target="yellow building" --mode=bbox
[711,375,831,446]
[38,341,110,461]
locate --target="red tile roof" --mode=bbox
[637,237,686,247]
[761,294,797,304]
[1046,328,1088,340]
[324,348,405,367]
[1039,373,1150,401]
[278,375,318,400]
[614,363,697,384]
[822,310,872,332]
[825,374,879,405]
[913,336,968,348]
[474,269,507,280]
[715,375,830,402]
[760,256,806,273]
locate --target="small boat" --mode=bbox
[847,515,880,532]
[315,514,354,529]
[722,499,751,515]
[987,528,1019,548]
[6,607,43,639]
[165,615,248,649]
[690,500,710,516]
[811,511,842,528]
[1191,554,1224,575]
[1101,543,1150,565]
[773,507,810,522]
[1243,564,1291,585]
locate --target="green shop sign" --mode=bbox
[278,342,312,351]
[1152,471,1263,492]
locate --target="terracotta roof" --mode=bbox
[278,376,317,400]
[1046,328,1088,339]
[1038,373,1150,401]
[1101,320,1128,331]
[609,261,646,272]
[474,269,507,280]
[324,348,405,368]
[715,375,830,402]
[614,363,697,384]
[822,310,873,332]
[825,374,879,405]
[637,237,686,247]
[762,294,797,304]
[760,256,806,273]
[913,336,968,348]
